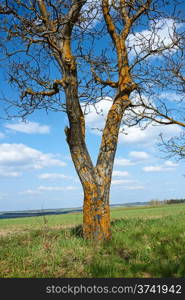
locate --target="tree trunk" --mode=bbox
[64,89,131,242]
[62,30,132,242]
[83,181,111,241]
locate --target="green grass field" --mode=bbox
[0,204,185,278]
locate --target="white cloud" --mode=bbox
[112,171,129,177]
[21,185,78,195]
[0,143,66,177]
[38,185,78,191]
[20,189,41,195]
[164,160,179,167]
[126,94,156,120]
[38,173,70,180]
[83,97,112,130]
[120,127,147,144]
[114,153,149,167]
[112,179,135,185]
[119,122,182,146]
[143,161,178,172]
[83,97,182,147]
[0,169,21,177]
[5,121,50,134]
[129,151,150,160]
[120,185,145,190]
[114,158,135,167]
[80,0,101,29]
[128,18,183,58]
[143,166,164,172]
[159,92,183,102]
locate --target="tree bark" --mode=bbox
[63,57,131,241]
[83,177,111,241]
[64,88,131,241]
[82,94,131,241]
[61,5,133,241]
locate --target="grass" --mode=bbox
[0,204,185,278]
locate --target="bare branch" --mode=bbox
[131,0,152,24]
[22,78,66,99]
[91,66,118,88]
[102,0,119,47]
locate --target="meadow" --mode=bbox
[0,204,185,278]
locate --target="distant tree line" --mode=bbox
[164,199,185,205]
[150,199,185,206]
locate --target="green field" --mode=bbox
[0,204,185,278]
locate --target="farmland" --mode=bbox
[0,204,185,278]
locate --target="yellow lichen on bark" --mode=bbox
[63,39,73,62]
[82,180,111,241]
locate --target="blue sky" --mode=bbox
[0,98,185,212]
[0,2,185,211]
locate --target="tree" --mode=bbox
[0,0,185,241]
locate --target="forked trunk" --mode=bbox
[63,40,132,242]
[83,182,111,241]
[65,90,131,242]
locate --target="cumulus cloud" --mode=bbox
[143,160,178,172]
[114,152,150,167]
[128,18,183,58]
[120,185,145,190]
[119,123,182,146]
[111,177,144,190]
[0,169,21,177]
[129,151,150,160]
[38,185,78,191]
[80,0,102,29]
[112,171,129,177]
[159,92,184,102]
[5,121,50,134]
[38,173,70,180]
[114,158,136,167]
[83,97,182,146]
[143,166,164,172]
[120,127,148,144]
[0,143,66,177]
[20,189,41,195]
[20,185,78,195]
[83,97,112,130]
[164,160,179,167]
[112,179,135,185]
